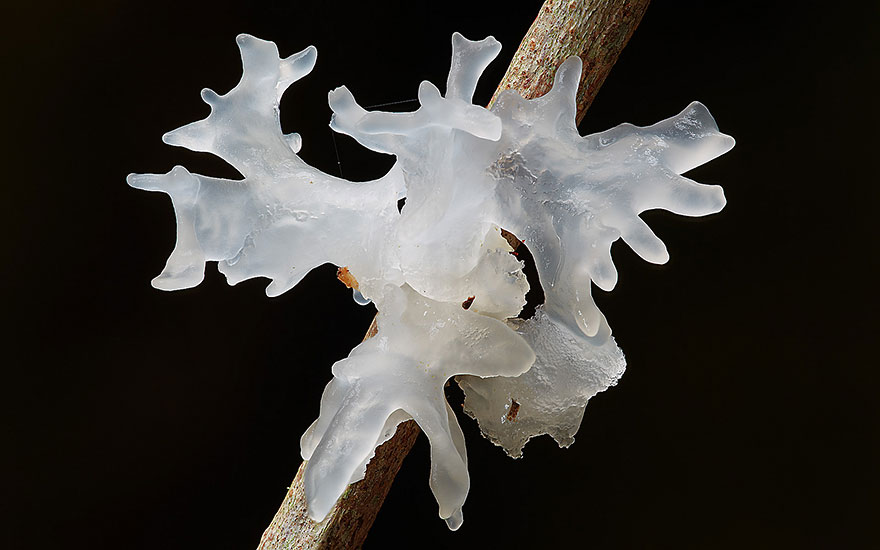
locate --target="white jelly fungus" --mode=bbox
[129,32,733,529]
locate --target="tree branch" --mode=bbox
[490,0,650,124]
[257,1,650,548]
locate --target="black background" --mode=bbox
[4,1,878,549]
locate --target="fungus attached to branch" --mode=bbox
[130,28,732,531]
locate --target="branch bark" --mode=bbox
[257,1,650,548]
[489,0,651,124]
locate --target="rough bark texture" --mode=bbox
[489,0,651,124]
[257,315,389,550]
[257,1,650,548]
[256,420,420,550]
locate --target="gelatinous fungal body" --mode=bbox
[129,32,733,529]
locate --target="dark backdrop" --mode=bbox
[4,1,877,549]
